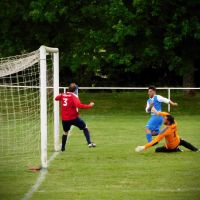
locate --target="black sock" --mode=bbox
[180,139,198,151]
[61,135,68,151]
[83,128,91,144]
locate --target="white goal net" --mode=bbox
[0,46,60,171]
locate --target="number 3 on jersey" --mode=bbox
[63,98,68,106]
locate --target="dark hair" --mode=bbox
[68,83,77,92]
[166,115,175,125]
[148,86,156,91]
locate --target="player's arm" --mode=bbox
[55,94,62,101]
[169,100,178,106]
[144,127,170,149]
[151,108,169,117]
[135,127,172,152]
[157,112,170,117]
[145,101,154,113]
[73,95,94,109]
[157,95,178,106]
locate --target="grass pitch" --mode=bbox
[0,91,200,200]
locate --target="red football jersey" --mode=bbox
[55,92,92,121]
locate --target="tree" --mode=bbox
[0,0,200,86]
[116,0,200,87]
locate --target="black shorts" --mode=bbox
[62,117,86,132]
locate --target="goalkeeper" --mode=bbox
[55,83,96,151]
[135,108,199,153]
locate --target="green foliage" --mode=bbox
[0,0,200,86]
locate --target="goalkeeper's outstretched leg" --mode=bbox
[179,139,199,151]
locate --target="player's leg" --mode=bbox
[155,146,169,152]
[145,116,154,142]
[155,146,182,153]
[145,127,152,142]
[73,118,96,147]
[179,139,199,151]
[153,116,163,136]
[61,132,68,152]
[61,121,71,151]
[151,131,158,136]
[145,116,162,142]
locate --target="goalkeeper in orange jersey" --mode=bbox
[135,107,199,153]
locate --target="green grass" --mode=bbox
[0,91,200,200]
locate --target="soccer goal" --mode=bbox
[0,46,60,170]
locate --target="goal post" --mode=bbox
[0,45,60,170]
[39,46,60,168]
[53,49,60,153]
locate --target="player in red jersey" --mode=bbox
[55,83,96,151]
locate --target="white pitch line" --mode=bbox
[21,152,59,200]
[21,127,74,200]
[119,188,200,192]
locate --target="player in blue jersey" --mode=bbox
[145,86,178,142]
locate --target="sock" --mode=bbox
[83,128,92,144]
[61,135,68,151]
[146,133,152,143]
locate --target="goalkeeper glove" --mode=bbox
[135,146,145,152]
